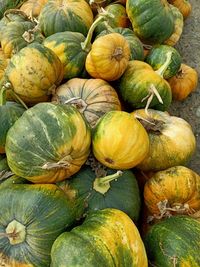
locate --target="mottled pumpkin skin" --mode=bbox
[144,166,200,217]
[133,109,196,171]
[43,31,87,79]
[126,0,175,44]
[4,43,64,105]
[0,49,9,80]
[20,0,48,17]
[0,102,25,154]
[0,0,27,19]
[6,103,91,183]
[145,45,182,79]
[1,20,44,58]
[168,0,191,19]
[52,78,121,127]
[51,209,148,267]
[145,216,200,267]
[168,63,198,101]
[86,33,130,81]
[97,27,144,61]
[38,0,93,37]
[0,183,81,267]
[92,111,149,169]
[118,60,172,111]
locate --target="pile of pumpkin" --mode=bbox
[0,0,199,266]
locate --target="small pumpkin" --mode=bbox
[145,45,182,79]
[20,0,48,17]
[168,63,198,101]
[5,103,91,183]
[51,209,148,267]
[168,0,192,19]
[144,166,200,219]
[145,215,200,266]
[132,109,196,171]
[38,0,94,37]
[86,33,130,81]
[52,78,121,127]
[92,111,149,169]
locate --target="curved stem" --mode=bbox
[155,51,172,78]
[4,9,30,22]
[0,86,7,106]
[9,90,28,110]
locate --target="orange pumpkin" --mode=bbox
[144,166,200,218]
[168,63,198,101]
[168,0,192,19]
[20,0,48,18]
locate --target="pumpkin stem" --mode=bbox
[8,89,28,110]
[42,155,73,170]
[65,97,88,113]
[93,170,123,194]
[0,85,7,106]
[4,9,30,22]
[5,220,26,245]
[155,51,172,77]
[81,8,114,52]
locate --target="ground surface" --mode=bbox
[169,0,200,173]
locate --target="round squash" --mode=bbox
[168,0,192,19]
[145,45,182,79]
[92,111,149,169]
[168,63,198,101]
[2,42,64,105]
[0,183,83,266]
[52,78,121,127]
[126,0,175,44]
[20,0,48,17]
[145,215,200,266]
[85,32,130,81]
[51,209,148,267]
[5,103,91,183]
[132,109,196,171]
[144,166,200,218]
[38,0,94,37]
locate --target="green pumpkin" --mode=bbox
[97,27,144,61]
[51,209,148,267]
[5,103,91,184]
[126,0,175,44]
[58,163,141,222]
[0,0,27,19]
[0,183,83,266]
[145,45,182,79]
[38,0,94,37]
[0,174,28,187]
[145,215,200,266]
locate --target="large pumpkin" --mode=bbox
[132,109,196,171]
[51,209,148,267]
[52,78,121,127]
[92,111,149,169]
[126,0,175,44]
[38,0,94,37]
[144,166,200,218]
[145,215,200,266]
[5,103,91,183]
[0,183,83,266]
[20,0,48,17]
[2,42,64,105]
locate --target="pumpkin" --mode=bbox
[2,42,64,105]
[52,78,121,127]
[6,103,91,183]
[117,57,172,111]
[94,4,130,36]
[38,0,94,37]
[164,5,183,46]
[145,45,182,79]
[20,0,48,17]
[126,0,175,44]
[144,166,200,219]
[0,0,27,19]
[1,19,44,58]
[92,111,149,169]
[132,109,196,171]
[0,49,9,80]
[168,0,191,19]
[97,27,144,61]
[0,183,83,266]
[58,161,141,222]
[86,33,130,81]
[168,63,198,101]
[0,155,12,183]
[51,209,148,267]
[145,215,200,266]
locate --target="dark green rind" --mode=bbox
[146,45,182,79]
[126,0,175,44]
[0,175,29,187]
[0,156,12,183]
[0,184,79,266]
[97,27,144,60]
[145,215,200,267]
[43,31,87,79]
[0,0,27,19]
[58,166,141,222]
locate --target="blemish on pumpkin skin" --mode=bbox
[105,158,114,164]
